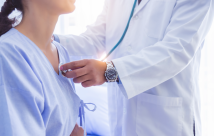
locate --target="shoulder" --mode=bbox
[0,28,26,55]
[0,29,38,87]
[0,28,34,64]
[0,28,20,44]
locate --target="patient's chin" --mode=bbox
[70,5,76,12]
[63,5,76,14]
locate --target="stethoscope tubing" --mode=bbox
[101,0,138,61]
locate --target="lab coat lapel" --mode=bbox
[133,0,150,16]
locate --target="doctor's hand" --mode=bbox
[60,59,107,87]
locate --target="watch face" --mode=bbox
[107,68,117,80]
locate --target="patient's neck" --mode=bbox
[15,7,58,51]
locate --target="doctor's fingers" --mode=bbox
[73,74,91,83]
[81,80,95,88]
[61,59,89,71]
[64,67,88,78]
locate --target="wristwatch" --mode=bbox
[105,61,118,82]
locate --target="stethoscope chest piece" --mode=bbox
[59,63,71,77]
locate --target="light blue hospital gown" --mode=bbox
[0,28,80,136]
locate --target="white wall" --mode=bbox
[54,0,105,35]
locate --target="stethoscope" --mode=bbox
[78,1,138,135]
[101,0,138,61]
[79,1,138,135]
[60,0,137,73]
[60,0,138,135]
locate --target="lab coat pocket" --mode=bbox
[136,93,182,136]
[145,0,176,40]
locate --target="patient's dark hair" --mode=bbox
[0,0,23,36]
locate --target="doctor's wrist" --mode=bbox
[105,61,119,82]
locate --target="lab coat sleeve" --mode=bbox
[112,0,214,99]
[57,0,108,58]
[0,45,45,135]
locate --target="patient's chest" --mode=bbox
[29,44,80,136]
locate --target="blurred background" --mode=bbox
[1,0,214,135]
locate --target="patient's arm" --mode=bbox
[70,124,85,136]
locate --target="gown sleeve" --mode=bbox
[0,43,45,136]
[112,0,214,99]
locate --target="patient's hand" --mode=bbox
[70,124,84,136]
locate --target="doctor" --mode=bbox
[55,0,214,136]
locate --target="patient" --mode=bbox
[0,0,83,135]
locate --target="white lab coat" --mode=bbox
[58,0,214,135]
